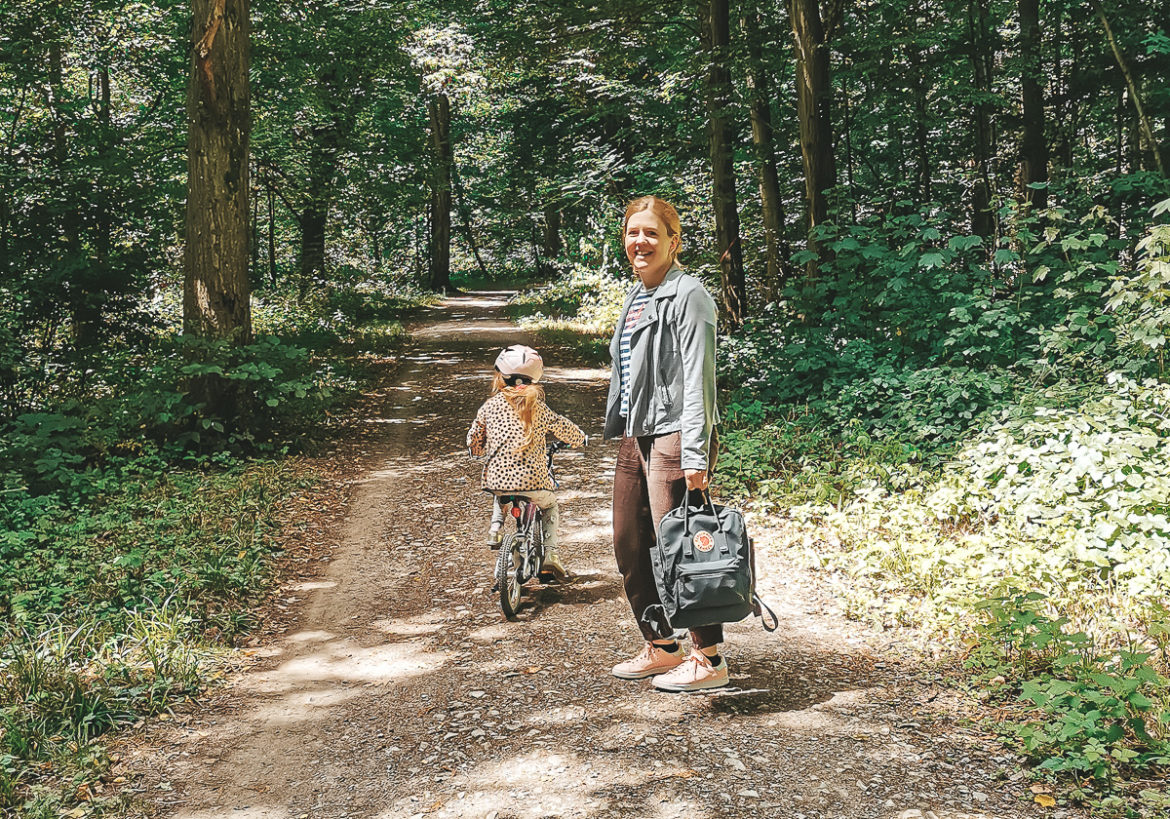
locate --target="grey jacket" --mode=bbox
[603,265,719,470]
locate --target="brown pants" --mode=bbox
[612,432,723,649]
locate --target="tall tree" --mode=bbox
[742,4,791,300]
[789,0,838,275]
[966,0,996,236]
[701,0,746,329]
[1094,3,1165,174]
[1018,0,1049,208]
[427,88,453,291]
[184,0,251,342]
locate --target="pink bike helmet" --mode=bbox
[495,345,544,383]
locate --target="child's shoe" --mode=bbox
[539,548,569,581]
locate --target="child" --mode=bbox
[467,345,586,579]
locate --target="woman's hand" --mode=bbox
[684,469,709,491]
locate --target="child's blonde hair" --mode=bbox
[492,371,546,452]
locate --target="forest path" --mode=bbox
[125,294,1056,819]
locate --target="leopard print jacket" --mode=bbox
[467,393,585,491]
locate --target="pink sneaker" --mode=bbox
[611,642,685,680]
[651,650,729,692]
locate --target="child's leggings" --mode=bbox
[491,491,559,554]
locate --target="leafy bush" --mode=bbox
[720,199,1150,449]
[774,375,1170,639]
[510,260,630,333]
[967,591,1170,809]
[1106,198,1170,373]
[0,458,309,627]
[0,455,307,812]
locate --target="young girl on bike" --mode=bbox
[467,345,586,579]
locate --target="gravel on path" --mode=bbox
[117,293,1066,819]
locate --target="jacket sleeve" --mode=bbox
[467,406,487,456]
[676,285,717,471]
[545,404,587,448]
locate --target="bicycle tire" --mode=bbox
[530,509,545,575]
[496,533,524,619]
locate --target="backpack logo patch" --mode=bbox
[693,530,715,553]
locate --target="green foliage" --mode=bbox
[0,459,309,627]
[0,456,307,811]
[0,607,210,813]
[969,592,1170,804]
[1106,198,1170,372]
[767,375,1170,635]
[510,260,631,334]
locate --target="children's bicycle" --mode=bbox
[492,441,567,619]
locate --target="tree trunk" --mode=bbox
[451,163,488,282]
[96,66,112,268]
[48,32,94,348]
[702,0,746,330]
[967,0,995,237]
[1096,4,1165,174]
[1019,0,1049,209]
[298,203,326,283]
[428,92,452,292]
[789,0,836,277]
[183,0,251,343]
[542,205,562,260]
[907,26,931,201]
[266,181,276,287]
[743,5,791,301]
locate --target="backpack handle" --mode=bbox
[681,488,728,558]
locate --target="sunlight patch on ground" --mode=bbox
[284,629,336,643]
[374,620,444,638]
[412,323,518,339]
[243,639,446,695]
[544,366,610,381]
[466,623,509,644]
[171,807,286,819]
[373,749,700,819]
[287,580,338,592]
[559,523,609,546]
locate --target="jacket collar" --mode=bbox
[630,264,684,333]
[646,264,684,300]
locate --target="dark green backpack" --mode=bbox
[642,491,778,636]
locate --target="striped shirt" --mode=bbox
[619,286,656,418]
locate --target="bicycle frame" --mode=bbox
[492,440,566,619]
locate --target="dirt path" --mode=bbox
[123,294,1061,819]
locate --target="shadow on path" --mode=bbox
[122,292,1042,819]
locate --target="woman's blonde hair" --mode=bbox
[622,195,682,262]
[492,371,546,451]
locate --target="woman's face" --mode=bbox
[624,210,676,286]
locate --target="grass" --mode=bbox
[0,459,309,814]
[0,283,430,816]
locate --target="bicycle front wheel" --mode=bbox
[496,533,524,619]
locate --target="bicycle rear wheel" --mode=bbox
[496,533,524,619]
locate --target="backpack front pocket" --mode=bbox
[675,560,749,611]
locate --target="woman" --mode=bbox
[604,195,727,692]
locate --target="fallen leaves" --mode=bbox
[1030,783,1056,808]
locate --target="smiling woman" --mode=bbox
[603,195,729,693]
[623,198,681,287]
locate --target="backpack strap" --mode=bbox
[640,604,680,640]
[753,593,779,632]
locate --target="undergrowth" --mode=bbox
[0,459,309,814]
[714,199,1170,815]
[0,278,426,815]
